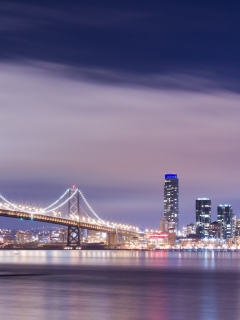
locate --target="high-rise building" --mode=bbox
[196,198,211,237]
[217,204,233,239]
[159,217,169,233]
[164,174,179,232]
[182,223,196,237]
[209,221,222,239]
[235,219,240,237]
[232,214,236,236]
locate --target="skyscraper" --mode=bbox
[196,198,211,237]
[217,204,233,239]
[164,174,179,232]
[235,219,240,237]
[232,214,236,236]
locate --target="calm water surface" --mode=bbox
[0,250,240,320]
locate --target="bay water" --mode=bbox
[0,250,239,320]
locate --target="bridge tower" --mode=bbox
[67,186,81,248]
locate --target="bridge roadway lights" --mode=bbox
[107,233,117,246]
[67,226,81,249]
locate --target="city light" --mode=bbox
[0,185,239,251]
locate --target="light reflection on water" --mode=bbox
[0,250,240,270]
[0,250,240,320]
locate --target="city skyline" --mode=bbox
[0,177,238,231]
[1,1,240,229]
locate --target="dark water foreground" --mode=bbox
[0,250,240,320]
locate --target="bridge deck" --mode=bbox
[0,209,141,237]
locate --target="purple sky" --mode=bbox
[1,62,240,229]
[1,1,240,229]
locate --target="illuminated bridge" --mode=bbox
[0,187,144,248]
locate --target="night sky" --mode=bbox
[1,1,240,229]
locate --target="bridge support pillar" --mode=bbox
[67,226,80,248]
[107,233,117,246]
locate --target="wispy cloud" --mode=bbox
[0,2,147,33]
[1,1,240,97]
[5,60,239,93]
[0,61,240,227]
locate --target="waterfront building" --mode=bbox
[50,230,60,242]
[160,217,169,232]
[232,214,236,236]
[147,232,168,248]
[168,227,176,245]
[182,223,196,237]
[209,221,222,239]
[164,174,179,233]
[235,219,240,236]
[15,230,32,243]
[38,231,51,243]
[87,230,106,243]
[196,198,211,238]
[177,233,201,246]
[1,229,16,244]
[217,204,233,239]
[0,229,14,243]
[59,228,68,242]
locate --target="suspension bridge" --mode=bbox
[0,186,144,248]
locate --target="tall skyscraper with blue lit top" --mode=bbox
[164,174,179,232]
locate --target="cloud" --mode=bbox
[0,61,240,227]
[0,2,147,33]
[1,1,240,96]
[12,61,239,93]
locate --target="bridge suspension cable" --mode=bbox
[37,188,78,214]
[78,190,105,224]
[0,200,15,211]
[80,205,93,220]
[0,187,141,233]
[0,194,23,212]
[42,188,70,210]
[0,188,78,215]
